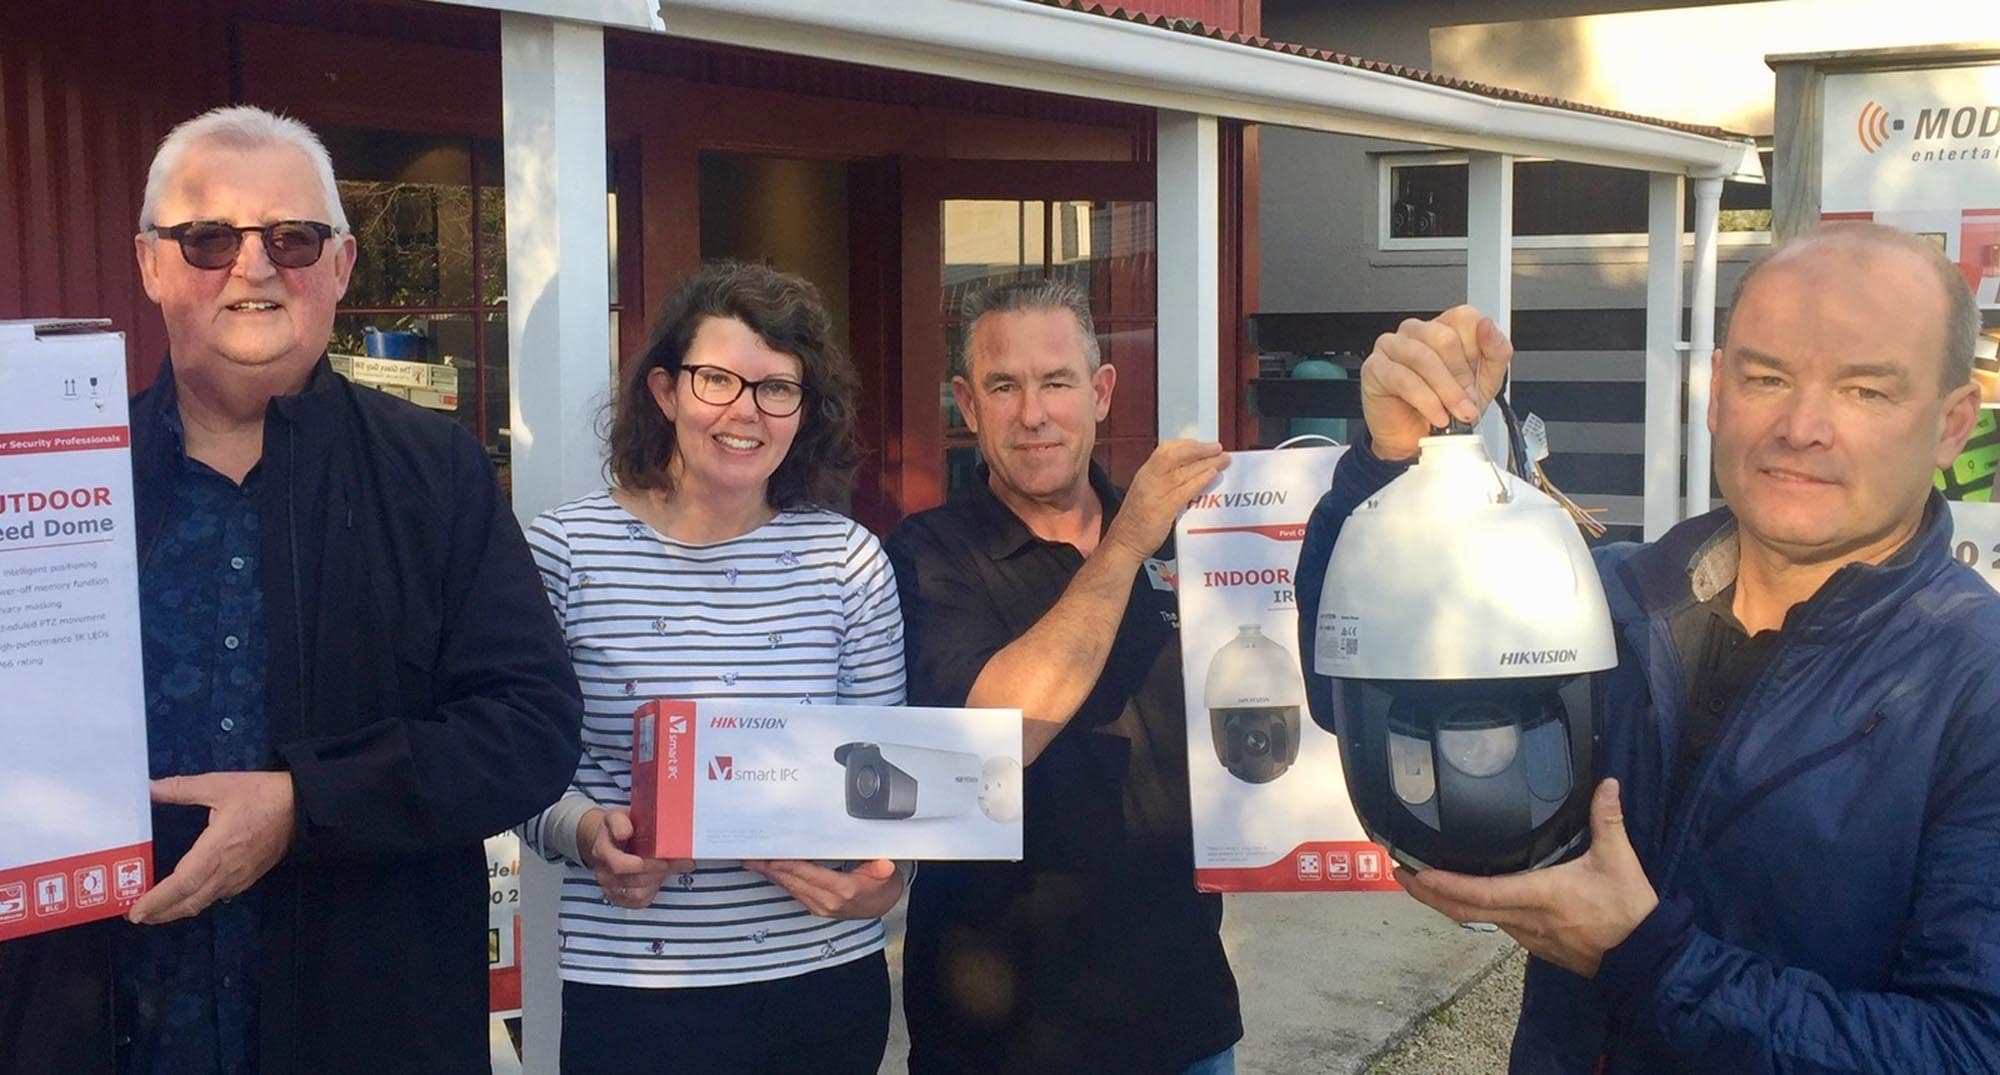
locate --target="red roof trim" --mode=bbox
[1020,0,1745,141]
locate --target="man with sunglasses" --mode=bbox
[0,106,583,1075]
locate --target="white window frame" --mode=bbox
[1375,151,1772,252]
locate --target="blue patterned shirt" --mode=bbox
[114,405,269,1075]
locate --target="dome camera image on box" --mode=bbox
[1204,625,1304,784]
[834,742,1022,822]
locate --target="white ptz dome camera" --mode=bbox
[1312,433,1616,875]
[1203,625,1305,784]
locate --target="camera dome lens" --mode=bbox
[854,765,881,799]
[1437,723,1521,778]
[1244,729,1271,756]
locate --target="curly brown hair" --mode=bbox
[606,261,860,508]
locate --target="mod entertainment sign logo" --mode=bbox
[1857,100,2000,157]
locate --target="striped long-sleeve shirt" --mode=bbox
[520,492,906,987]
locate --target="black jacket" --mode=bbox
[0,359,583,1074]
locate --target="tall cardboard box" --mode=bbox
[1176,445,1399,892]
[0,320,152,939]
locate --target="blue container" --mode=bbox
[363,327,425,360]
[1289,357,1349,443]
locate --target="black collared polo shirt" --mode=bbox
[886,462,1243,1075]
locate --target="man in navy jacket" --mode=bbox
[1297,222,2000,1072]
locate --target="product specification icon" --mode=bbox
[0,882,24,922]
[34,874,68,916]
[1356,851,1383,882]
[1294,851,1322,881]
[1325,850,1352,882]
[114,859,146,899]
[74,865,108,908]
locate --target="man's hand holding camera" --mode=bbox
[1360,305,1516,461]
[1397,779,1659,978]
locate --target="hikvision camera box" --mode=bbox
[1175,444,1399,892]
[628,699,1024,860]
[0,320,153,940]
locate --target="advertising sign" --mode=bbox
[1174,445,1399,892]
[1823,64,2000,305]
[0,320,152,941]
[1824,66,2000,516]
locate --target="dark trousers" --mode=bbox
[559,951,890,1074]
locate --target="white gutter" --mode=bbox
[645,0,1760,180]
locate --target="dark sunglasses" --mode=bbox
[149,220,337,270]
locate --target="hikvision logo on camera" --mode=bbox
[706,755,800,782]
[1498,648,1578,667]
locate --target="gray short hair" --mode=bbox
[139,106,348,235]
[956,276,1100,377]
[1727,221,1975,393]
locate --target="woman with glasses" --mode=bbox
[520,261,907,1073]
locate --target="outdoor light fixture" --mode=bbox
[1204,625,1305,784]
[1311,426,1614,875]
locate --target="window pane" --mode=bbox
[1387,163,1469,239]
[479,184,507,308]
[1389,151,1776,242]
[330,312,473,426]
[943,320,969,433]
[945,445,983,503]
[942,200,1037,315]
[1515,160,1647,236]
[324,129,476,308]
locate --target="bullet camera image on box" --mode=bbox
[835,742,1022,823]
[1312,416,1613,876]
[1204,625,1304,784]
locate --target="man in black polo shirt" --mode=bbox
[887,278,1242,1074]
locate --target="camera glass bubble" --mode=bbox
[854,765,881,799]
[1436,722,1521,778]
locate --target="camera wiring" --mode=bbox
[1495,388,1608,540]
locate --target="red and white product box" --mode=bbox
[1175,444,1399,893]
[485,832,522,1018]
[629,699,1023,861]
[0,320,153,940]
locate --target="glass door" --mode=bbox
[898,160,1155,517]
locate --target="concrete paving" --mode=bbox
[877,890,1515,1074]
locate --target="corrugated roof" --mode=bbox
[1025,0,1746,140]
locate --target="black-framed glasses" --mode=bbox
[680,364,807,418]
[148,220,337,270]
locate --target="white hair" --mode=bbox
[138,105,348,234]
